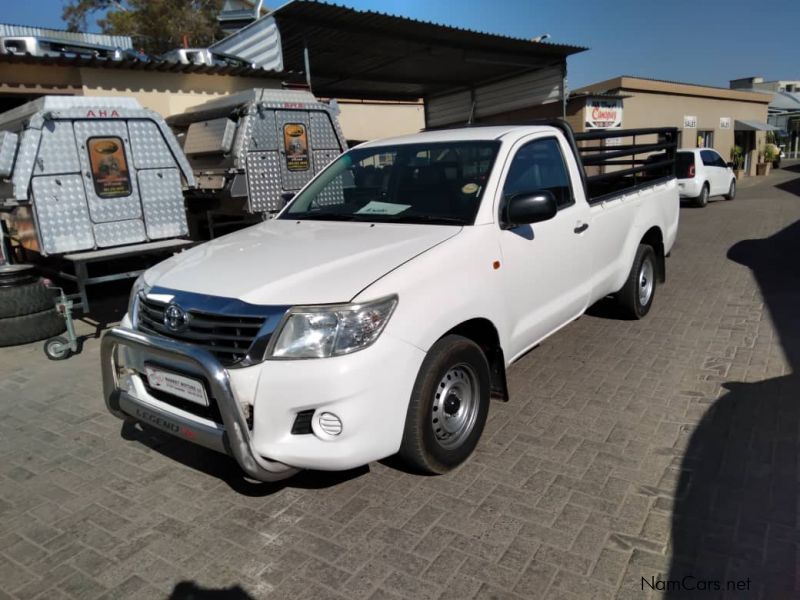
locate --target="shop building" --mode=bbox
[573,77,774,175]
[730,76,800,158]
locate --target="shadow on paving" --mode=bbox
[774,161,800,198]
[168,581,254,599]
[666,219,800,597]
[122,421,369,496]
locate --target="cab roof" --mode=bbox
[356,125,557,148]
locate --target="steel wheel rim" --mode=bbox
[431,363,479,449]
[639,257,654,307]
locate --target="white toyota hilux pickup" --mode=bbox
[102,122,680,481]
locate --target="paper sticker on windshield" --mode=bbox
[87,137,132,198]
[461,183,479,194]
[283,123,309,171]
[355,201,411,215]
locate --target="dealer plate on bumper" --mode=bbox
[145,365,209,406]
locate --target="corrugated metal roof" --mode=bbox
[0,52,288,79]
[210,15,283,71]
[0,23,133,49]
[269,0,586,100]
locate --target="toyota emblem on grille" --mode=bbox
[163,304,188,332]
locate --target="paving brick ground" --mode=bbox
[1,165,799,600]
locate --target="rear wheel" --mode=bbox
[695,183,709,208]
[724,179,736,200]
[617,244,657,320]
[399,335,490,474]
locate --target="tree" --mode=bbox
[62,0,224,55]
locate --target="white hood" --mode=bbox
[146,220,460,305]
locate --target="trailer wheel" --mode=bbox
[0,280,55,318]
[0,308,66,347]
[617,244,657,320]
[44,336,72,361]
[399,335,490,474]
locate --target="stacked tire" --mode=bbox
[0,265,65,347]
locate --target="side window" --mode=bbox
[503,138,573,208]
[700,150,717,167]
[713,152,727,168]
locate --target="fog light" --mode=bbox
[318,412,343,437]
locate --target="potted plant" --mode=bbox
[730,145,745,179]
[762,145,775,176]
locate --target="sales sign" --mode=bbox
[683,115,697,129]
[584,99,623,129]
[720,117,731,129]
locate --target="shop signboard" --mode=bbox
[584,98,623,129]
[720,117,731,129]
[683,115,697,129]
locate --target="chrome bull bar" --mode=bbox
[101,326,299,482]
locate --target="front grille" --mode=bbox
[138,296,266,366]
[291,410,315,435]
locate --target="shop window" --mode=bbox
[696,130,714,149]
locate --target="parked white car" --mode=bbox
[676,148,736,207]
[102,123,680,481]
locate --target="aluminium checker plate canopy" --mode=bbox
[0,96,195,256]
[170,88,347,215]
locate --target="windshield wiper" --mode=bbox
[288,212,359,221]
[399,215,468,226]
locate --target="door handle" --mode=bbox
[573,223,589,234]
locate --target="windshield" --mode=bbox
[280,141,500,225]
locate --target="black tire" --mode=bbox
[44,336,72,361]
[617,244,657,320]
[0,264,37,288]
[0,280,54,318]
[724,179,736,201]
[399,335,490,474]
[0,308,65,347]
[695,183,709,208]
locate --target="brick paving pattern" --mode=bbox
[1,165,799,599]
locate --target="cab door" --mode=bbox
[496,134,594,359]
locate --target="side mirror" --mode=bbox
[727,161,734,168]
[502,191,558,229]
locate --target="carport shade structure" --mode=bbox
[734,119,782,131]
[264,0,586,124]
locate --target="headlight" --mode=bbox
[269,295,398,359]
[127,274,151,327]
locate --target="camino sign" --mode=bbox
[584,98,623,129]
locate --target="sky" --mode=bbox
[4,0,799,90]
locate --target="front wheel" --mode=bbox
[399,335,490,474]
[724,179,736,200]
[617,244,657,320]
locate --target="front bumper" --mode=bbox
[101,325,426,479]
[101,326,299,482]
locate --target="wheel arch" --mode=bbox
[443,318,508,402]
[641,226,666,283]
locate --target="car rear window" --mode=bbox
[676,152,695,178]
